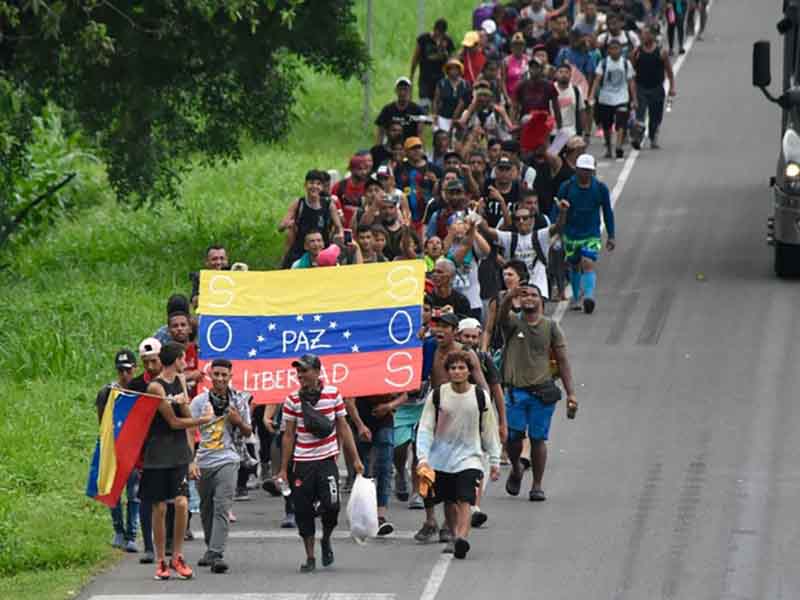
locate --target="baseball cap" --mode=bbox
[317,244,341,267]
[395,76,412,88]
[458,317,482,332]
[432,312,460,328]
[462,31,480,48]
[138,337,162,358]
[404,136,423,151]
[481,19,497,35]
[291,354,322,371]
[576,153,596,171]
[376,164,393,178]
[349,155,368,170]
[115,348,136,370]
[496,156,514,169]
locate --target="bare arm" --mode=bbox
[481,298,498,352]
[410,43,422,81]
[548,199,570,237]
[279,198,300,232]
[664,49,676,95]
[345,397,371,441]
[489,382,508,443]
[478,217,499,243]
[278,418,296,478]
[554,344,576,399]
[329,200,344,239]
[551,94,563,129]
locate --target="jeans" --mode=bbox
[198,462,237,555]
[635,85,666,140]
[111,470,140,541]
[356,425,394,508]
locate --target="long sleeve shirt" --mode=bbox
[416,383,501,474]
[557,175,615,240]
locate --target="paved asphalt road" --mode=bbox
[76,2,800,599]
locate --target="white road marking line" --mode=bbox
[89,595,395,600]
[418,554,453,600]
[197,529,417,541]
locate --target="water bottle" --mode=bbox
[276,478,291,497]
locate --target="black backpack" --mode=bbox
[509,229,548,270]
[432,384,488,434]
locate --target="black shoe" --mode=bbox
[377,517,395,537]
[234,487,250,501]
[529,489,547,502]
[300,558,316,573]
[679,47,686,54]
[439,527,452,544]
[139,550,155,564]
[604,146,613,159]
[321,537,334,567]
[505,470,522,496]
[471,510,488,528]
[454,537,471,559]
[583,297,596,314]
[615,147,624,159]
[183,529,194,542]
[210,556,229,574]
[198,551,213,567]
[414,522,438,543]
[631,136,641,150]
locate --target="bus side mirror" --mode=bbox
[753,41,772,88]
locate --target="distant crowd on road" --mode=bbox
[95,0,709,581]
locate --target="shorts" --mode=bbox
[598,103,629,131]
[393,403,424,448]
[429,469,482,505]
[563,235,603,264]
[140,465,189,503]
[506,387,557,441]
[291,458,340,538]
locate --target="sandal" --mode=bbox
[505,471,522,496]
[529,489,546,502]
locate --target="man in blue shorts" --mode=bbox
[498,284,578,501]
[556,153,616,314]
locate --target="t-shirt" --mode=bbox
[375,102,425,141]
[429,288,472,319]
[128,371,153,393]
[515,78,558,114]
[190,389,252,469]
[395,160,442,222]
[282,385,346,462]
[501,316,566,388]
[417,33,455,96]
[95,383,118,418]
[556,85,580,137]
[383,225,421,261]
[597,30,640,58]
[496,227,553,298]
[596,56,634,106]
[143,377,193,469]
[356,395,395,431]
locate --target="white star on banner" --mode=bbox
[268,323,277,331]
[248,348,257,358]
[117,421,123,429]
[256,335,265,343]
[329,321,338,329]
[313,315,322,322]
[343,330,352,339]
[296,315,304,322]
[351,344,360,353]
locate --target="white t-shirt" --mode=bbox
[557,84,579,136]
[597,30,641,57]
[496,227,553,298]
[596,57,634,106]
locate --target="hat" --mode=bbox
[291,353,322,371]
[462,31,480,47]
[376,164,393,178]
[395,76,412,88]
[230,262,249,271]
[404,136,424,151]
[115,348,136,370]
[138,337,162,358]
[442,58,464,75]
[317,244,341,267]
[445,179,465,192]
[496,156,514,169]
[443,150,462,163]
[458,317,482,332]
[432,312,460,328]
[532,43,547,55]
[349,155,368,170]
[481,19,497,35]
[511,32,526,45]
[576,153,596,171]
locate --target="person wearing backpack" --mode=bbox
[596,12,641,58]
[588,38,638,159]
[499,283,578,503]
[416,350,501,560]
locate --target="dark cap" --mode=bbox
[432,312,460,328]
[291,354,322,371]
[496,156,514,169]
[115,348,136,370]
[445,179,465,192]
[443,151,462,163]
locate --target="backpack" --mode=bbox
[432,384,488,434]
[601,30,633,58]
[509,229,548,270]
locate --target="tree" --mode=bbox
[0,0,369,210]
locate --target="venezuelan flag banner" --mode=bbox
[86,389,161,507]
[197,261,426,404]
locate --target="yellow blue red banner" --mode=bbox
[197,261,426,403]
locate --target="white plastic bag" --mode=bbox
[347,474,379,544]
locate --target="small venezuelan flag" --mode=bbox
[86,389,161,507]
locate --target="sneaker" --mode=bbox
[604,146,613,159]
[281,513,297,529]
[583,297,596,315]
[442,540,455,554]
[210,556,229,574]
[139,550,154,564]
[184,529,194,542]
[111,532,124,549]
[377,517,395,537]
[124,540,138,553]
[454,537,471,559]
[569,301,583,312]
[198,551,213,567]
[321,537,334,567]
[679,47,686,54]
[615,147,624,159]
[300,558,316,573]
[414,522,438,543]
[529,489,547,502]
[395,472,409,502]
[439,527,452,544]
[408,493,425,510]
[650,136,661,150]
[228,511,237,523]
[234,488,250,501]
[169,554,193,580]
[471,510,488,528]
[154,560,170,580]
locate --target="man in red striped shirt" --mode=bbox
[277,354,364,573]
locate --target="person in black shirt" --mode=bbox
[411,18,455,112]
[375,78,426,144]
[370,121,404,169]
[429,258,472,318]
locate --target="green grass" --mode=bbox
[0,1,473,597]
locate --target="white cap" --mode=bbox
[576,153,596,171]
[458,317,482,332]
[481,19,497,35]
[395,76,412,88]
[138,337,162,358]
